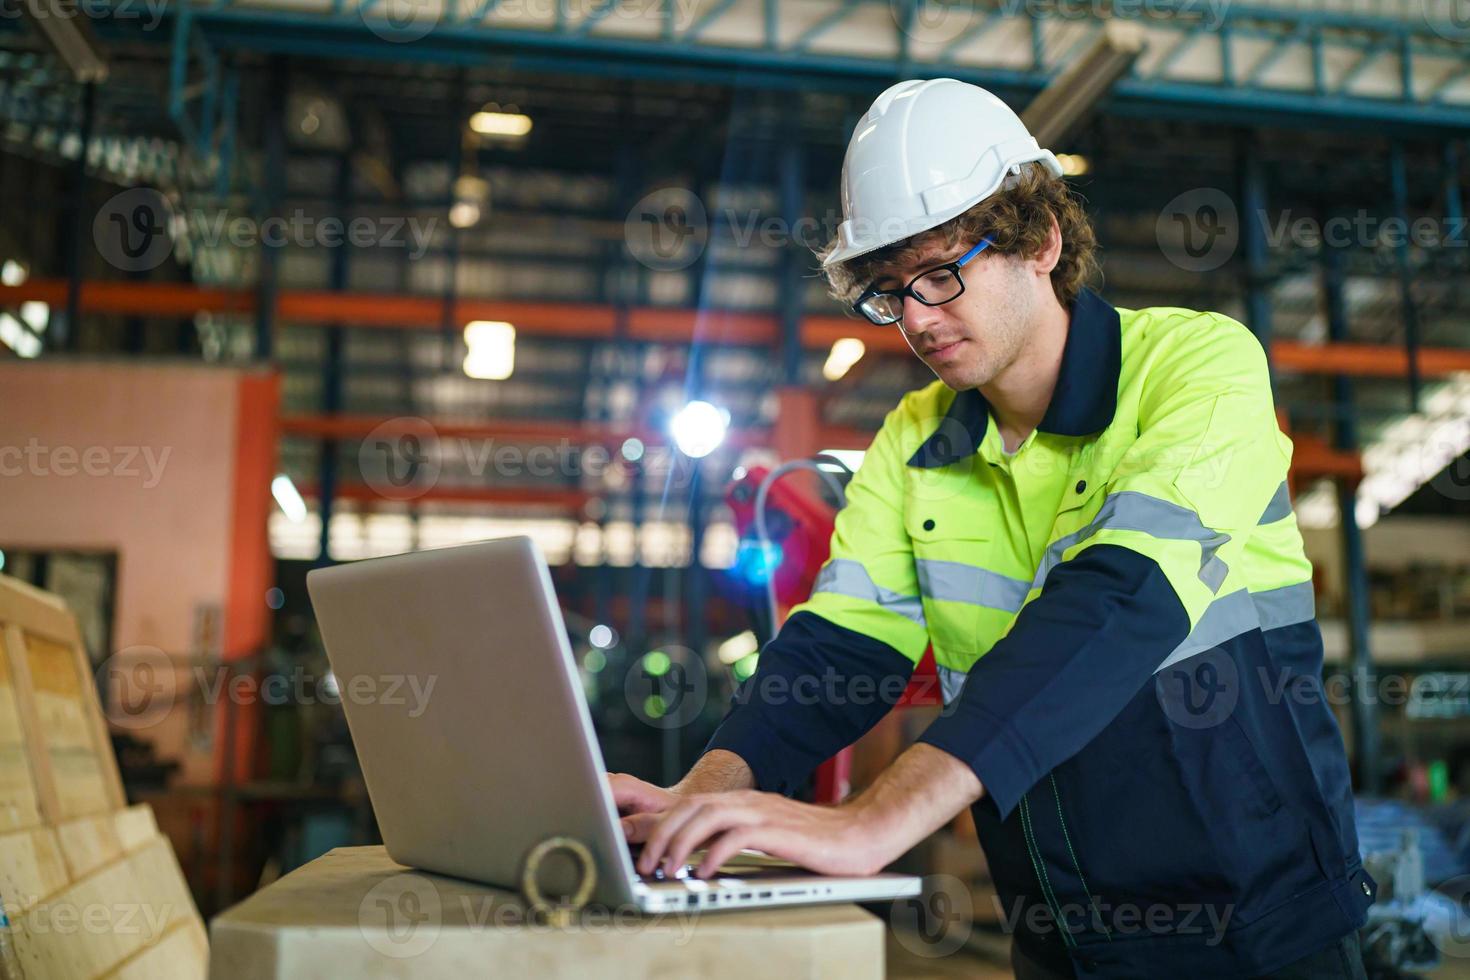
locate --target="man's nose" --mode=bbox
[899,294,941,336]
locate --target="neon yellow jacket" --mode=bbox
[707,286,1371,975]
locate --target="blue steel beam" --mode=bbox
[1243,24,1307,88]
[67,1,1470,131]
[684,0,740,40]
[788,0,862,52]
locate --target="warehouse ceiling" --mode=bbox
[1,0,1467,556]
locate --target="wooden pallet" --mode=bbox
[0,574,207,979]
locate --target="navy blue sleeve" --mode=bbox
[703,610,916,796]
[917,545,1191,819]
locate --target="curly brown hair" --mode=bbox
[818,162,1100,310]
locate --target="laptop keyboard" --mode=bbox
[628,845,808,884]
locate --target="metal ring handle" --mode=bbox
[520,836,597,924]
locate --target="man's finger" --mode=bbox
[662,804,753,877]
[609,774,666,815]
[638,801,705,875]
[620,812,658,843]
[697,827,760,879]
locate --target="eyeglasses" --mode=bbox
[851,238,994,326]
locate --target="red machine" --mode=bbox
[725,464,942,803]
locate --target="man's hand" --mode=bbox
[608,772,679,817]
[623,790,892,879]
[622,743,983,880]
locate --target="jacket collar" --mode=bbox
[906,286,1122,469]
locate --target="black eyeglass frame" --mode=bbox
[850,236,995,326]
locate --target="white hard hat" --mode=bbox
[824,78,1062,269]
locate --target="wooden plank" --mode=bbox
[0,576,74,648]
[0,630,43,835]
[16,630,124,820]
[0,826,68,912]
[0,625,61,826]
[113,806,159,855]
[24,634,94,750]
[212,846,881,980]
[56,812,123,881]
[11,834,201,980]
[103,919,208,980]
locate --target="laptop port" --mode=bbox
[686,895,697,906]
[758,891,772,899]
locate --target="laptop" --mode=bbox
[305,535,921,913]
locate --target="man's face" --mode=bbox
[868,239,1035,391]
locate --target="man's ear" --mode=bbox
[1032,214,1062,278]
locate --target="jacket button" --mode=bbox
[922,519,935,531]
[1361,881,1372,896]
[1075,480,1087,494]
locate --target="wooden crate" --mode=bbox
[0,575,125,826]
[0,575,206,979]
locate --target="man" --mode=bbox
[612,78,1372,978]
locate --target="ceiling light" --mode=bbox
[822,337,866,382]
[463,321,515,380]
[470,111,533,138]
[670,401,728,459]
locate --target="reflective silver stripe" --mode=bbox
[915,559,1031,615]
[1155,588,1259,673]
[812,558,926,625]
[1034,490,1232,594]
[936,664,969,705]
[1153,582,1317,673]
[1253,580,1316,631]
[1258,481,1292,525]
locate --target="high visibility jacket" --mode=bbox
[707,287,1374,978]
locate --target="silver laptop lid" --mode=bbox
[306,536,640,906]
